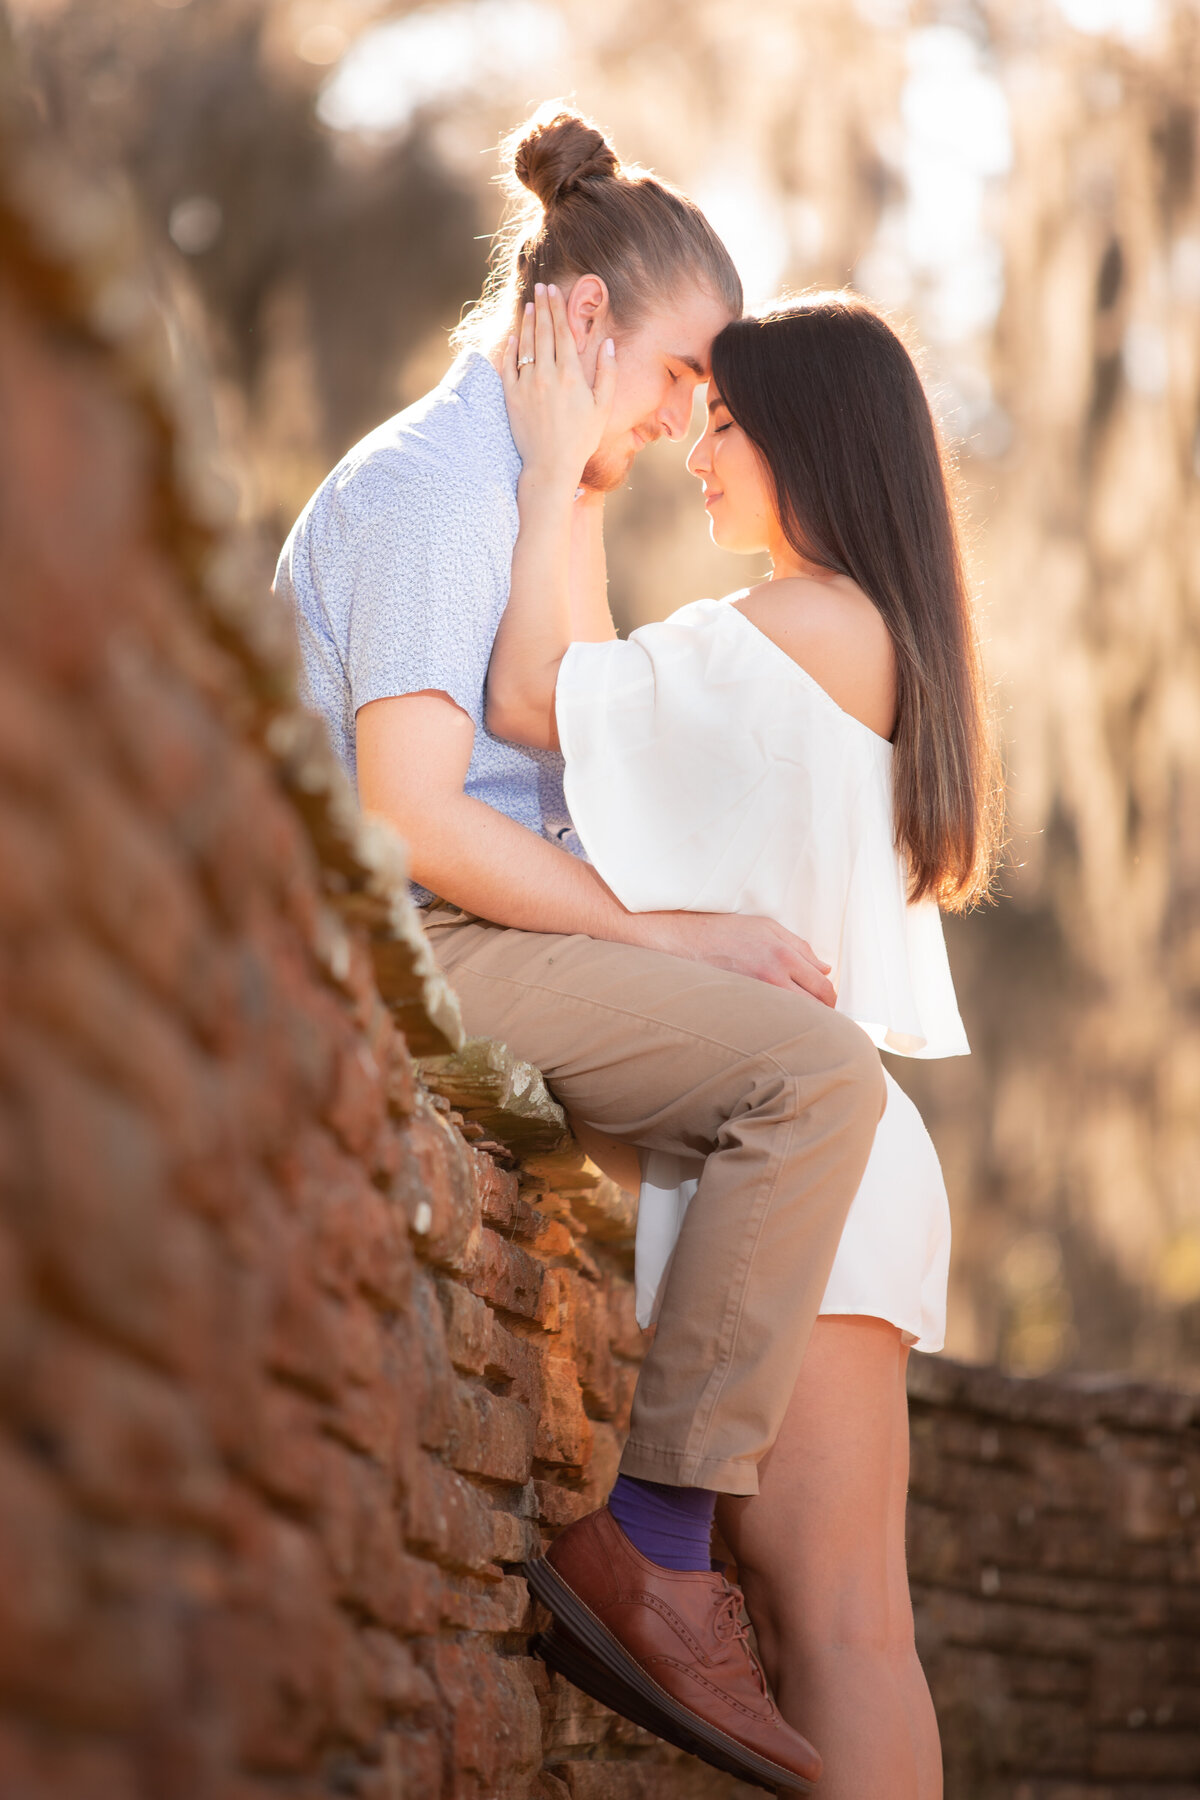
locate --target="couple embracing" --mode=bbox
[278,106,999,1799]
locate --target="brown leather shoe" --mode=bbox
[522,1505,821,1794]
[534,1624,780,1794]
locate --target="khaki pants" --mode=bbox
[424,909,885,1496]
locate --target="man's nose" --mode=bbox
[659,385,697,443]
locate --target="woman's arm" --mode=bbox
[569,488,617,644]
[486,285,617,749]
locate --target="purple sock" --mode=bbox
[608,1473,717,1571]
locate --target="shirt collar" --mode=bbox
[444,349,522,480]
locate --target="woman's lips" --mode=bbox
[704,490,722,508]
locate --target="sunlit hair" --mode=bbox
[453,104,742,350]
[711,293,1002,911]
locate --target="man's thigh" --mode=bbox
[423,912,863,1150]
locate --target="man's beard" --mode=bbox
[580,444,637,494]
[582,421,665,494]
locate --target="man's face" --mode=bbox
[572,285,738,492]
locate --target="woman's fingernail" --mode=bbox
[525,302,534,314]
[604,338,615,357]
[548,283,558,296]
[535,282,545,295]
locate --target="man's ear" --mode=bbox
[564,274,610,356]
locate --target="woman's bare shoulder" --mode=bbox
[732,575,896,739]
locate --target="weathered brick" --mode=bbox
[317,1440,408,1624]
[404,1453,501,1576]
[533,1480,593,1531]
[448,1380,537,1485]
[548,1762,727,1799]
[421,1641,543,1797]
[241,1382,324,1513]
[261,1209,347,1402]
[62,760,216,1019]
[438,1571,533,1634]
[9,1037,221,1373]
[0,792,65,933]
[532,1349,594,1473]
[1093,1728,1200,1780]
[474,1150,521,1228]
[0,1441,82,1693]
[385,1554,443,1636]
[468,1228,555,1324]
[577,1423,623,1514]
[560,1269,617,1421]
[20,1330,228,1531]
[371,1723,442,1800]
[407,1271,460,1455]
[437,1277,494,1375]
[491,1507,540,1565]
[276,1126,414,1312]
[0,656,67,794]
[14,930,239,1179]
[215,1510,340,1772]
[0,1722,138,1800]
[325,1036,389,1162]
[329,1620,437,1753]
[487,1317,538,1402]
[399,1100,480,1272]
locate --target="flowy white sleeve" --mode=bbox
[556,598,969,1059]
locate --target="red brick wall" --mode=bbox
[2,104,1198,1800]
[0,145,689,1800]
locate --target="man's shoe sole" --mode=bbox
[534,1625,779,1794]
[521,1555,816,1795]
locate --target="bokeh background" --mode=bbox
[11,0,1200,1385]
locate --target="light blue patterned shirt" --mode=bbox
[275,351,584,903]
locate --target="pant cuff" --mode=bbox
[618,1437,759,1497]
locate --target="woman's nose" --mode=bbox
[686,431,710,475]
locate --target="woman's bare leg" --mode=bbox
[886,1342,942,1796]
[715,1316,941,1800]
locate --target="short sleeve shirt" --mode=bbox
[274,351,585,902]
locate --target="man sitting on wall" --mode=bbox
[275,106,884,1795]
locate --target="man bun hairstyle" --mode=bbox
[513,113,620,208]
[454,105,742,350]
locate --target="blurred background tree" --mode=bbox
[9,0,1200,1386]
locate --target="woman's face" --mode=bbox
[686,385,778,554]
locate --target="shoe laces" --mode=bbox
[713,1583,772,1704]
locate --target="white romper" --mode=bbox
[555,594,970,1352]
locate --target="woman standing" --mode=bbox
[492,284,1001,1798]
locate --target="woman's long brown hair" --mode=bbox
[711,294,1002,910]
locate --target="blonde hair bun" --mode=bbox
[512,110,620,208]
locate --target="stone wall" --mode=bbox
[2,67,1199,1800]
[909,1357,1200,1799]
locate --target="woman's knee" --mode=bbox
[744,1572,893,1662]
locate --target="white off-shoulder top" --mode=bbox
[556,593,969,1061]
